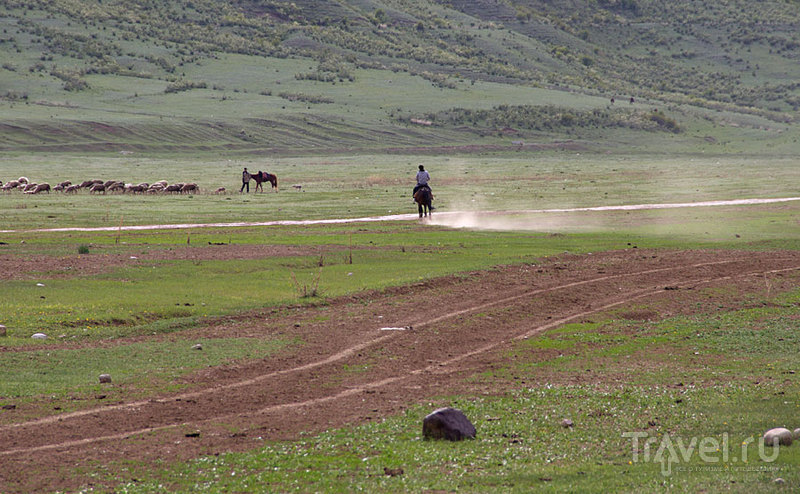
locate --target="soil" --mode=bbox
[2,247,800,493]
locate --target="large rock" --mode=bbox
[763,427,793,447]
[422,407,476,441]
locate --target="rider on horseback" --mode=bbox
[413,165,434,209]
[413,165,430,195]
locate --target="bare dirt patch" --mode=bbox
[2,248,800,492]
[0,243,363,280]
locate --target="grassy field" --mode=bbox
[2,152,800,492]
[111,288,800,492]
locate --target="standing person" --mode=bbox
[413,164,430,196]
[240,167,250,193]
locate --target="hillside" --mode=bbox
[1,0,799,154]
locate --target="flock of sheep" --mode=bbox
[0,176,209,195]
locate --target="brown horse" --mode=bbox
[413,185,433,218]
[252,171,278,192]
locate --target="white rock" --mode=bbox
[763,427,793,446]
[36,283,45,287]
[31,333,47,339]
[99,374,112,384]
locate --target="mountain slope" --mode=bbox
[1,0,798,154]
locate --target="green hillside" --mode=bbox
[1,0,799,154]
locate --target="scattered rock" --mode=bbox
[774,478,786,484]
[561,418,574,428]
[98,374,112,384]
[0,324,6,337]
[192,343,203,351]
[422,407,476,441]
[763,427,793,446]
[383,467,404,476]
[31,333,47,339]
[794,428,800,440]
[185,431,201,438]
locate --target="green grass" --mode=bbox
[114,295,800,493]
[0,336,296,403]
[3,153,800,231]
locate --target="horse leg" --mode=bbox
[418,203,423,218]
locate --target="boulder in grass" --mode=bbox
[99,374,112,384]
[794,428,800,440]
[763,427,793,447]
[422,407,476,441]
[0,325,6,337]
[31,333,47,339]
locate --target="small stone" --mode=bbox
[794,428,800,440]
[31,333,47,339]
[383,467,404,476]
[774,478,785,484]
[763,427,793,446]
[99,374,112,384]
[0,325,6,337]
[192,343,203,350]
[561,419,574,428]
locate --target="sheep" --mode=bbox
[17,176,29,184]
[89,183,106,194]
[64,184,80,194]
[58,180,71,188]
[164,184,182,193]
[181,183,198,194]
[26,183,50,194]
[1,180,20,191]
[214,187,226,194]
[107,181,125,193]
[22,182,38,192]
[127,184,146,194]
[79,180,95,188]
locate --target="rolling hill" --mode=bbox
[1,0,799,154]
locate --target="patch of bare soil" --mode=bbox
[2,248,800,493]
[0,243,359,280]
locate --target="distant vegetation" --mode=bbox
[0,0,798,152]
[410,105,681,134]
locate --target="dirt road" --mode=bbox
[2,248,800,492]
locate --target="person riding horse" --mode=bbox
[413,165,433,209]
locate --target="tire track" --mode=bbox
[0,257,754,432]
[3,258,797,457]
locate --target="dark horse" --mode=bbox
[250,171,278,192]
[413,185,433,218]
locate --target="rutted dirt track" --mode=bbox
[2,248,800,492]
